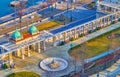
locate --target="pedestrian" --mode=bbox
[97,73,99,77]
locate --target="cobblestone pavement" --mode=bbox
[0,22,120,77]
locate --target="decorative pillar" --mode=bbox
[104,18,106,27]
[43,41,46,51]
[91,22,93,31]
[80,27,83,35]
[53,36,56,47]
[16,49,21,57]
[107,16,110,25]
[8,53,13,65]
[111,15,113,23]
[69,30,72,39]
[37,42,41,53]
[78,27,81,36]
[27,46,30,57]
[83,25,87,35]
[100,19,103,27]
[105,6,107,13]
[74,29,77,39]
[88,23,91,31]
[58,35,61,44]
[21,48,25,59]
[83,25,85,35]
[63,32,67,41]
[32,43,36,51]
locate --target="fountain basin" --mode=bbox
[40,57,68,71]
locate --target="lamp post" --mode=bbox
[10,0,27,32]
[66,0,69,11]
[70,0,73,22]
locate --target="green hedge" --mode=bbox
[59,41,65,46]
[2,64,8,69]
[70,37,74,41]
[88,30,93,34]
[6,71,40,77]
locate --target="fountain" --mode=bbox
[40,57,68,71]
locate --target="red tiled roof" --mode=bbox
[11,32,40,43]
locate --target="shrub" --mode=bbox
[79,34,83,37]
[88,30,93,34]
[88,2,95,8]
[59,41,65,46]
[111,21,115,24]
[118,18,120,21]
[70,37,74,41]
[96,27,101,30]
[2,64,8,69]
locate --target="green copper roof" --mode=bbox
[29,24,38,34]
[12,28,22,40]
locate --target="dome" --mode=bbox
[12,29,22,40]
[29,24,38,34]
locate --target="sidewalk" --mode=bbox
[0,22,120,77]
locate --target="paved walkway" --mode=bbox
[0,22,120,77]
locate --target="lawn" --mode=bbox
[69,27,120,59]
[37,20,63,31]
[6,71,40,77]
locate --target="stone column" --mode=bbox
[100,19,103,27]
[63,32,67,42]
[103,18,106,27]
[105,6,107,12]
[43,41,46,51]
[37,42,41,53]
[27,46,30,57]
[111,15,113,23]
[58,35,61,44]
[91,22,94,30]
[89,23,92,31]
[114,13,116,19]
[83,25,85,35]
[107,16,110,25]
[83,25,86,35]
[114,8,116,13]
[69,30,72,39]
[32,43,36,51]
[8,53,13,65]
[78,27,81,36]
[53,36,56,47]
[21,48,25,60]
[74,29,77,39]
[16,49,21,57]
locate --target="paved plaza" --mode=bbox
[0,22,120,77]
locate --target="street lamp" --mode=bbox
[66,0,69,11]
[10,0,27,32]
[70,0,73,22]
